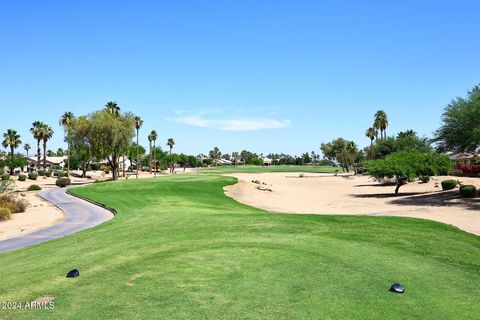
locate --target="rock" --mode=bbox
[66,269,80,278]
[390,283,405,293]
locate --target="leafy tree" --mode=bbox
[367,150,453,195]
[88,110,135,180]
[56,148,65,157]
[209,147,221,165]
[3,154,28,174]
[433,85,480,152]
[127,143,146,172]
[321,138,358,172]
[367,134,431,160]
[67,116,92,177]
[47,150,56,157]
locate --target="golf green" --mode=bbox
[0,174,479,319]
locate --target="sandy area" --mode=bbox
[225,173,480,236]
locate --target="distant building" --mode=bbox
[27,156,67,170]
[263,158,273,166]
[448,153,480,166]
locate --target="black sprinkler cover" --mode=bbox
[66,269,80,278]
[390,283,404,293]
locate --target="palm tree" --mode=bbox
[41,125,54,172]
[30,121,45,170]
[2,129,21,174]
[59,111,75,178]
[374,110,388,140]
[150,130,158,176]
[24,143,31,157]
[365,127,376,146]
[167,138,175,155]
[104,101,120,116]
[2,129,22,158]
[134,116,144,178]
[148,132,153,174]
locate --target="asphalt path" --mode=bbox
[0,188,114,253]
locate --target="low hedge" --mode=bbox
[28,172,38,180]
[45,171,52,177]
[37,169,45,176]
[55,177,71,188]
[1,174,10,181]
[27,184,42,191]
[18,174,27,181]
[460,185,477,198]
[419,176,430,183]
[441,179,457,191]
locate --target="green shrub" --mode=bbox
[0,193,28,213]
[100,165,110,174]
[27,184,42,191]
[460,185,476,198]
[0,207,11,221]
[420,176,430,183]
[56,170,66,177]
[55,177,71,188]
[441,179,457,191]
[18,174,27,181]
[1,174,10,181]
[37,169,45,176]
[45,171,52,177]
[28,172,38,180]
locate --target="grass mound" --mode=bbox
[0,174,479,319]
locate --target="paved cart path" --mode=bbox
[0,188,114,253]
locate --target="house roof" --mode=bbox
[27,156,67,164]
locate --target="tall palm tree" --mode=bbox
[104,101,120,117]
[59,111,75,178]
[167,138,175,155]
[24,143,31,157]
[30,121,45,170]
[149,131,158,176]
[365,127,376,146]
[40,125,54,171]
[374,110,388,140]
[134,116,144,178]
[148,132,153,174]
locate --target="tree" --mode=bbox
[150,131,158,175]
[56,148,65,157]
[67,116,92,177]
[3,154,28,175]
[40,124,54,171]
[30,121,45,171]
[209,147,221,165]
[320,138,357,172]
[127,143,145,172]
[148,132,153,174]
[134,116,144,178]
[374,110,388,140]
[2,130,22,171]
[47,150,56,157]
[365,127,376,146]
[88,110,135,180]
[59,111,75,177]
[433,85,480,153]
[367,150,453,195]
[104,101,120,117]
[167,138,175,154]
[24,144,30,157]
[367,134,431,160]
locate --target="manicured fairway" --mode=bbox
[199,165,340,174]
[0,175,479,319]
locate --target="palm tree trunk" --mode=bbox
[37,139,41,171]
[136,129,139,178]
[153,142,157,178]
[149,141,152,174]
[43,140,47,173]
[67,140,70,178]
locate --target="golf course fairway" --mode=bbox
[0,174,479,319]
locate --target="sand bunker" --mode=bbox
[224,173,480,236]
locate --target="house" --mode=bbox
[263,158,273,166]
[449,153,480,166]
[27,156,67,170]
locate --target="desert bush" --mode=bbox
[460,185,476,198]
[0,193,28,213]
[419,176,430,183]
[1,174,10,181]
[18,174,27,181]
[27,184,42,191]
[441,179,457,191]
[55,177,71,188]
[0,207,11,221]
[28,172,38,180]
[100,165,111,174]
[37,169,45,176]
[45,171,52,177]
[0,180,15,193]
[56,170,66,177]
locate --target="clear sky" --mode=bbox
[1,1,479,156]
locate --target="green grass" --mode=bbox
[0,174,479,319]
[199,164,340,174]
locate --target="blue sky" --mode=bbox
[1,1,479,156]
